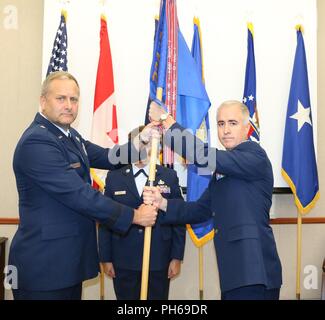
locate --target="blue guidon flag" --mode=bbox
[186,17,214,247]
[243,23,260,142]
[282,25,319,214]
[148,0,211,165]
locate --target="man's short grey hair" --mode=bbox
[41,71,80,97]
[217,100,250,125]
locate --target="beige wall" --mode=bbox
[0,0,43,298]
[0,0,324,300]
[0,0,43,217]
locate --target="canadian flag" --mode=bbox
[91,16,118,189]
[91,15,118,148]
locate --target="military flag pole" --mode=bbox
[140,132,160,300]
[140,0,178,299]
[296,211,302,300]
[282,24,320,301]
[99,262,105,300]
[92,0,119,300]
[140,85,162,300]
[199,247,204,299]
[186,16,213,300]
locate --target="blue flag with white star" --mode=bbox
[243,23,260,142]
[47,10,68,76]
[281,26,319,214]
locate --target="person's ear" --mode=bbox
[39,96,46,112]
[246,122,250,134]
[244,121,250,137]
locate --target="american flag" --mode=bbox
[47,11,68,75]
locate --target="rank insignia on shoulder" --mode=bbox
[216,173,225,181]
[158,179,165,185]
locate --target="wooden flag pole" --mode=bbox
[99,263,105,300]
[199,247,204,300]
[95,193,106,300]
[140,136,160,300]
[296,210,303,300]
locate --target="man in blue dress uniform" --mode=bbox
[9,72,157,300]
[144,100,282,300]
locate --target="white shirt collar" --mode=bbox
[40,112,71,137]
[132,163,149,176]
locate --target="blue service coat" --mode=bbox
[9,113,136,291]
[98,164,186,271]
[161,123,282,293]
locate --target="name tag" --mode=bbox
[114,191,126,196]
[70,162,81,169]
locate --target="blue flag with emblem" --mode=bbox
[281,25,319,214]
[186,18,214,247]
[145,16,159,125]
[148,1,211,133]
[47,10,68,76]
[243,23,260,142]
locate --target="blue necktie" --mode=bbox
[134,169,148,178]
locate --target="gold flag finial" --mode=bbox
[295,24,304,33]
[247,22,254,37]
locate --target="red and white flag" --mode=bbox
[92,15,118,148]
[91,16,118,189]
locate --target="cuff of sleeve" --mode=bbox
[111,206,134,234]
[170,254,184,261]
[170,122,182,130]
[99,256,112,263]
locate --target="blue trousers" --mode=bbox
[12,283,82,300]
[221,285,280,300]
[113,267,170,300]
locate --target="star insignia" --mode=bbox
[290,100,312,132]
